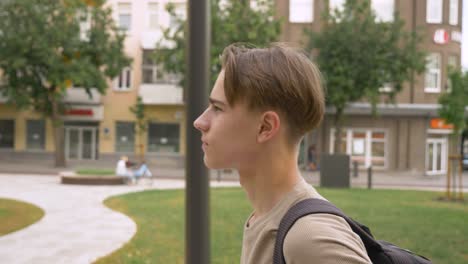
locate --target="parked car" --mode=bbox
[463,154,468,170]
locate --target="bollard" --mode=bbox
[217,170,221,182]
[367,166,372,189]
[353,161,359,178]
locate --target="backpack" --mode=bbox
[273,198,432,264]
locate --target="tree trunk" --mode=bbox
[51,96,66,167]
[333,108,344,154]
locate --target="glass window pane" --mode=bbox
[27,120,45,150]
[425,72,437,88]
[449,0,458,25]
[116,122,135,152]
[149,3,158,29]
[371,0,394,22]
[289,0,314,23]
[119,14,131,30]
[0,120,14,148]
[372,142,385,157]
[425,54,440,90]
[148,123,180,153]
[448,55,458,68]
[426,0,442,23]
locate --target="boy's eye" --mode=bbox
[211,104,222,112]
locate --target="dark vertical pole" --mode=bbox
[186,1,210,264]
[367,166,372,190]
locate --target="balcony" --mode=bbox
[64,87,101,105]
[138,84,183,105]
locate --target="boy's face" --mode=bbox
[194,70,261,169]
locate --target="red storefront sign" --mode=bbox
[66,109,94,116]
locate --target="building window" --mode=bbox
[289,0,314,23]
[142,50,179,85]
[330,129,387,169]
[115,122,135,152]
[371,0,394,22]
[426,0,442,24]
[449,0,458,25]
[148,2,159,30]
[148,122,180,153]
[26,120,45,150]
[447,55,458,68]
[118,2,132,31]
[0,120,14,149]
[142,50,158,84]
[424,53,441,93]
[114,67,131,90]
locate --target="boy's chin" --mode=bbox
[203,157,227,170]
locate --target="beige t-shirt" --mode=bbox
[240,179,371,264]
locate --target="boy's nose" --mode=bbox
[193,115,207,132]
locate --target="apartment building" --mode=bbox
[0,0,464,175]
[0,0,188,166]
[281,0,464,175]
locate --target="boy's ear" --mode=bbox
[257,111,280,143]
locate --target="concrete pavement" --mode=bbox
[0,174,239,264]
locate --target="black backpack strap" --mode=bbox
[273,198,383,264]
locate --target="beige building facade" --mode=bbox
[0,0,187,166]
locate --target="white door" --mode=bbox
[65,127,97,160]
[426,138,447,175]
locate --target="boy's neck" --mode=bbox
[239,154,301,222]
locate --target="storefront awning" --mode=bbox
[326,103,468,117]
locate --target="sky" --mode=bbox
[462,0,467,70]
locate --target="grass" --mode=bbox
[95,188,468,264]
[76,169,115,176]
[0,198,45,236]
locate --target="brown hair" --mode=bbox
[221,43,325,142]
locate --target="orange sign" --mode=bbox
[430,118,454,129]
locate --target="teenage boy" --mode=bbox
[194,43,371,264]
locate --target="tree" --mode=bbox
[0,0,131,167]
[130,96,147,162]
[438,68,468,200]
[308,0,426,154]
[438,68,468,140]
[154,0,282,89]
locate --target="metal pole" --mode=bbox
[367,166,372,190]
[186,1,210,264]
[353,161,358,178]
[459,157,464,200]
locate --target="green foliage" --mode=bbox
[0,0,131,116]
[308,0,426,153]
[154,0,282,90]
[98,188,467,264]
[130,96,147,134]
[76,169,115,175]
[438,68,468,133]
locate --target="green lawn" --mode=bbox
[76,169,115,176]
[0,198,45,236]
[95,188,467,264]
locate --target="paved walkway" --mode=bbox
[0,174,239,264]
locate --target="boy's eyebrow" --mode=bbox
[209,97,226,106]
